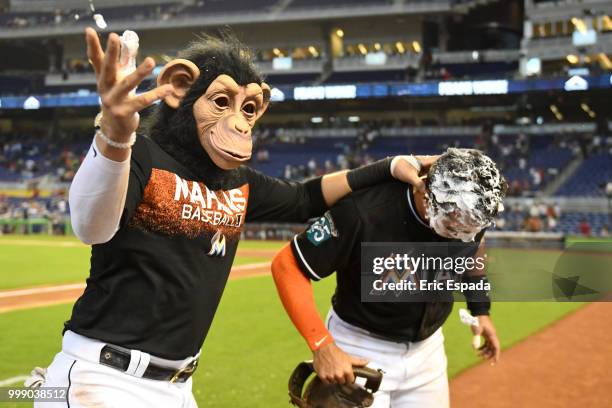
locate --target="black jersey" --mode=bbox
[291,180,486,343]
[65,136,327,360]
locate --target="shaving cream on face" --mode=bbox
[425,148,506,241]
[428,209,482,242]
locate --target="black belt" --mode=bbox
[99,345,198,383]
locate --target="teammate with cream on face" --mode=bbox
[425,148,506,242]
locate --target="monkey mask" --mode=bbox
[156,58,270,170]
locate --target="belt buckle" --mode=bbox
[169,358,198,383]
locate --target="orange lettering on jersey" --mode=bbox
[131,168,249,239]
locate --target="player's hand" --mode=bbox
[472,315,500,364]
[85,27,173,143]
[313,342,368,385]
[391,155,439,192]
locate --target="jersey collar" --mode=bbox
[406,186,431,229]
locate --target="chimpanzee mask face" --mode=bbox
[157,59,270,170]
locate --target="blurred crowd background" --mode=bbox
[0,0,611,239]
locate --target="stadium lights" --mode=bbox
[571,17,587,33]
[348,116,360,122]
[598,53,612,69]
[412,41,421,53]
[395,42,405,54]
[566,54,579,64]
[581,102,597,118]
[336,29,344,38]
[550,105,563,121]
[310,116,323,123]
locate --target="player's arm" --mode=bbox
[245,155,437,223]
[69,136,151,245]
[272,245,368,385]
[271,201,366,384]
[320,154,439,206]
[69,29,168,244]
[463,238,500,363]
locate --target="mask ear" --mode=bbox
[257,82,271,119]
[156,59,200,109]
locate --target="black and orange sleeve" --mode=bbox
[271,244,334,351]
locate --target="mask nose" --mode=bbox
[233,117,250,136]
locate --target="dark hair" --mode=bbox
[178,32,264,109]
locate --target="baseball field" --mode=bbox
[1,235,610,407]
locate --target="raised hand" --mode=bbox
[391,155,439,192]
[85,27,173,158]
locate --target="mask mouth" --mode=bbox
[208,130,252,163]
[219,148,250,161]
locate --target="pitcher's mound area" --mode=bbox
[450,302,612,408]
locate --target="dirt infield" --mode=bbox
[0,262,271,313]
[450,302,612,407]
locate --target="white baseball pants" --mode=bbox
[34,331,198,408]
[326,309,449,408]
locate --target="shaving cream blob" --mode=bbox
[425,148,506,242]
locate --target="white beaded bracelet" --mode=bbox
[95,129,137,149]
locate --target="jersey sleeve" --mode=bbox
[119,135,153,227]
[290,198,362,281]
[244,167,327,223]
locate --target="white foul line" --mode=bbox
[232,262,270,271]
[0,283,86,298]
[0,375,28,386]
[0,262,272,300]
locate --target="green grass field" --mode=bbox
[0,235,272,290]
[0,235,589,407]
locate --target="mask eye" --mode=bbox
[213,96,229,108]
[242,102,256,117]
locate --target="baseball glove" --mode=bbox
[288,361,383,408]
